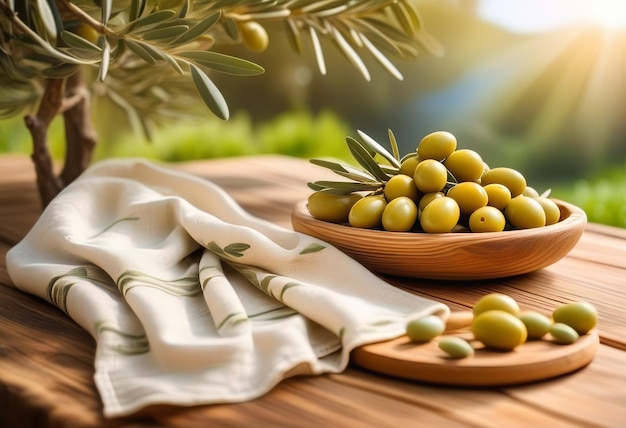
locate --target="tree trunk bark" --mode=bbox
[25,79,65,209]
[60,72,97,187]
[25,71,97,209]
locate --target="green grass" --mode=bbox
[550,163,626,229]
[0,109,353,162]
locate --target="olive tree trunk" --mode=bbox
[25,71,97,208]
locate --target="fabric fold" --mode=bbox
[6,158,449,417]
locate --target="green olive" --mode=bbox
[480,167,527,198]
[384,174,419,201]
[482,161,491,176]
[469,206,506,232]
[406,315,445,342]
[413,159,448,193]
[552,302,598,335]
[348,195,387,229]
[444,149,484,182]
[473,293,521,316]
[382,196,418,232]
[307,191,362,223]
[438,336,475,359]
[483,183,512,210]
[417,131,457,161]
[518,310,551,340]
[238,21,269,52]
[419,196,460,233]
[417,192,444,211]
[471,310,528,350]
[447,182,488,215]
[505,196,546,229]
[523,186,540,198]
[549,322,580,345]
[399,155,421,177]
[75,24,100,44]
[535,197,561,226]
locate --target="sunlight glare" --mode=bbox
[478,0,626,33]
[587,0,626,30]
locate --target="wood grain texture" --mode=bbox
[291,199,587,280]
[1,155,625,428]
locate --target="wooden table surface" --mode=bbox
[1,154,625,427]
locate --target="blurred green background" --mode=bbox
[1,0,624,227]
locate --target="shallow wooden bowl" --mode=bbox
[291,199,587,280]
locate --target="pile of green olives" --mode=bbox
[308,130,562,233]
[405,293,598,359]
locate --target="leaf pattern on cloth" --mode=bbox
[207,241,251,258]
[95,321,150,355]
[117,270,201,297]
[90,216,140,238]
[230,263,303,303]
[215,312,249,330]
[299,243,326,255]
[248,306,298,322]
[47,265,115,314]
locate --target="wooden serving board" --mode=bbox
[352,329,599,387]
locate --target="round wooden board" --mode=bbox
[352,330,599,386]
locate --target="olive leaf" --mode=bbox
[42,62,81,78]
[35,0,57,38]
[141,25,190,42]
[60,30,102,52]
[309,158,378,182]
[285,19,303,53]
[124,39,158,64]
[173,11,221,45]
[391,0,419,37]
[387,129,401,161]
[309,26,326,75]
[189,63,229,120]
[129,0,146,22]
[329,24,370,81]
[102,0,112,25]
[178,51,264,76]
[360,34,403,80]
[356,130,401,168]
[346,136,393,182]
[307,180,382,194]
[179,0,191,18]
[128,9,177,32]
[98,38,111,82]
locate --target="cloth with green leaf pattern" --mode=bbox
[6,159,449,418]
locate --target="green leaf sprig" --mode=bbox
[308,129,410,195]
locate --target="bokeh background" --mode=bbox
[1,0,625,226]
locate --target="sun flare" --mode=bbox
[408,0,626,176]
[478,0,626,33]
[587,0,626,30]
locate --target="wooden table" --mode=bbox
[1,154,625,427]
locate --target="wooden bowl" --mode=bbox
[291,199,587,280]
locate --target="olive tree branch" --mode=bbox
[58,0,107,34]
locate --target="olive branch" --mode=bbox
[1,0,441,119]
[0,0,442,206]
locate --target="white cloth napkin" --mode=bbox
[6,158,449,418]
